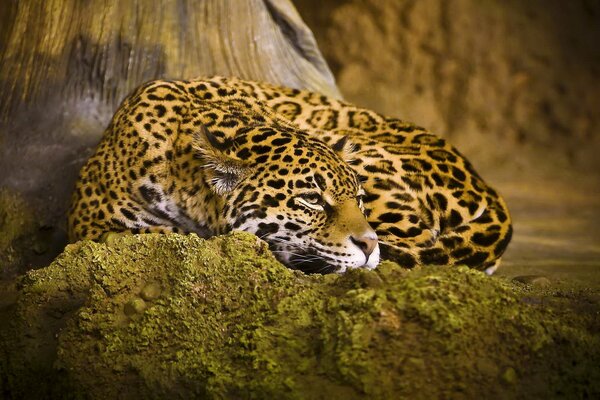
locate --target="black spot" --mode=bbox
[497,209,508,223]
[451,247,473,259]
[267,179,285,189]
[493,225,512,256]
[331,136,349,152]
[388,226,422,238]
[395,252,417,269]
[251,130,277,143]
[256,222,280,238]
[364,163,396,174]
[152,132,166,141]
[284,222,301,231]
[472,231,501,247]
[448,210,463,228]
[120,208,137,221]
[251,145,271,154]
[460,251,489,267]
[447,178,463,190]
[255,155,269,164]
[466,201,480,215]
[384,201,402,209]
[139,185,161,203]
[419,205,434,228]
[402,176,422,191]
[428,150,457,163]
[431,173,444,186]
[433,193,448,211]
[401,163,419,173]
[272,137,292,146]
[413,133,444,146]
[262,195,279,207]
[451,166,467,181]
[378,212,404,223]
[420,160,433,171]
[154,105,167,117]
[474,213,493,224]
[314,173,327,190]
[237,148,251,159]
[364,193,380,202]
[439,236,463,249]
[419,248,449,265]
[218,119,239,128]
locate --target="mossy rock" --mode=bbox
[1,232,598,399]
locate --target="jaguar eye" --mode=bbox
[296,192,326,210]
[300,192,323,205]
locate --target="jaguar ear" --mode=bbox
[192,125,249,195]
[330,134,357,164]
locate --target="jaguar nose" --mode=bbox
[350,233,378,259]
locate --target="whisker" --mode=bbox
[256,232,341,274]
[270,250,321,260]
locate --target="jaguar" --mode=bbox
[68,76,512,274]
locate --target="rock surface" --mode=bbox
[1,232,599,399]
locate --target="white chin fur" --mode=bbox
[341,243,381,272]
[365,245,380,270]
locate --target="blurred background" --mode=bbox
[297,0,600,176]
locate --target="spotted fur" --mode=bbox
[68,77,511,273]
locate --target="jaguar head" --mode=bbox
[194,124,379,273]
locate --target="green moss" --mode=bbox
[1,232,599,399]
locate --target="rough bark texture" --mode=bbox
[296,0,600,174]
